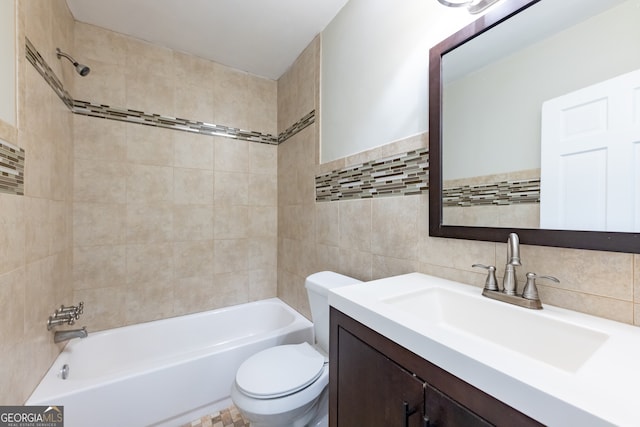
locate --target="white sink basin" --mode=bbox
[328,272,640,426]
[382,287,608,372]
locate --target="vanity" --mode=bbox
[328,273,640,426]
[329,307,541,426]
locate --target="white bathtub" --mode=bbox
[27,298,313,427]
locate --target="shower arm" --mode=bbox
[56,48,78,65]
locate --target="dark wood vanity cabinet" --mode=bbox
[335,317,425,426]
[329,308,543,427]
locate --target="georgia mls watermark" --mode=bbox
[0,406,63,427]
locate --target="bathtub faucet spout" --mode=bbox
[54,326,88,344]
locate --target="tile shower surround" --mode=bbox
[25,37,313,146]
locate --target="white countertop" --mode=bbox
[329,272,640,427]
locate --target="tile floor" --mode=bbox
[182,406,249,427]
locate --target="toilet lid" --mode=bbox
[235,342,325,399]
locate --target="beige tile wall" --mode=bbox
[5,7,279,404]
[71,23,278,331]
[277,36,640,327]
[0,0,75,405]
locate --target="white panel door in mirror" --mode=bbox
[540,69,640,232]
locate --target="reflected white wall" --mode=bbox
[320,0,474,163]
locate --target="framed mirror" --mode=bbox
[429,0,640,253]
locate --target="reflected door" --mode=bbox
[540,69,640,232]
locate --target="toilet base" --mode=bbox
[236,386,328,427]
[304,388,328,427]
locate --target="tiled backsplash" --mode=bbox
[315,148,429,201]
[315,149,540,207]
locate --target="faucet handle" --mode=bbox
[47,313,75,330]
[472,264,499,291]
[71,302,84,320]
[522,272,559,301]
[56,302,84,319]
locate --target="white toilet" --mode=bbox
[231,271,361,427]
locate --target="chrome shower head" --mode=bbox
[56,48,90,76]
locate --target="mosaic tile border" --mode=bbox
[26,39,313,146]
[315,149,540,206]
[278,110,315,143]
[0,139,25,196]
[72,100,280,144]
[25,38,74,110]
[443,179,540,207]
[315,148,429,202]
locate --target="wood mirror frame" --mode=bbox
[428,0,640,253]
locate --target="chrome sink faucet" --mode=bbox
[473,232,559,310]
[502,232,522,295]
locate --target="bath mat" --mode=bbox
[183,406,249,427]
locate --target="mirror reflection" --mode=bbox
[441,0,640,232]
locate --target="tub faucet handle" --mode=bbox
[56,302,84,320]
[70,302,83,320]
[47,313,75,330]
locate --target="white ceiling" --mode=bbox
[65,0,349,80]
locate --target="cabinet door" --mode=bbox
[424,383,492,427]
[336,327,425,427]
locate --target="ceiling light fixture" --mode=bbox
[436,0,502,14]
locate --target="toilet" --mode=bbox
[231,271,361,427]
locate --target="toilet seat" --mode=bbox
[235,342,325,399]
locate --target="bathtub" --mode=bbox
[26,298,313,427]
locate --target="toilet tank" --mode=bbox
[305,271,362,353]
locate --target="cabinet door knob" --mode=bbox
[423,415,431,427]
[403,401,417,427]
